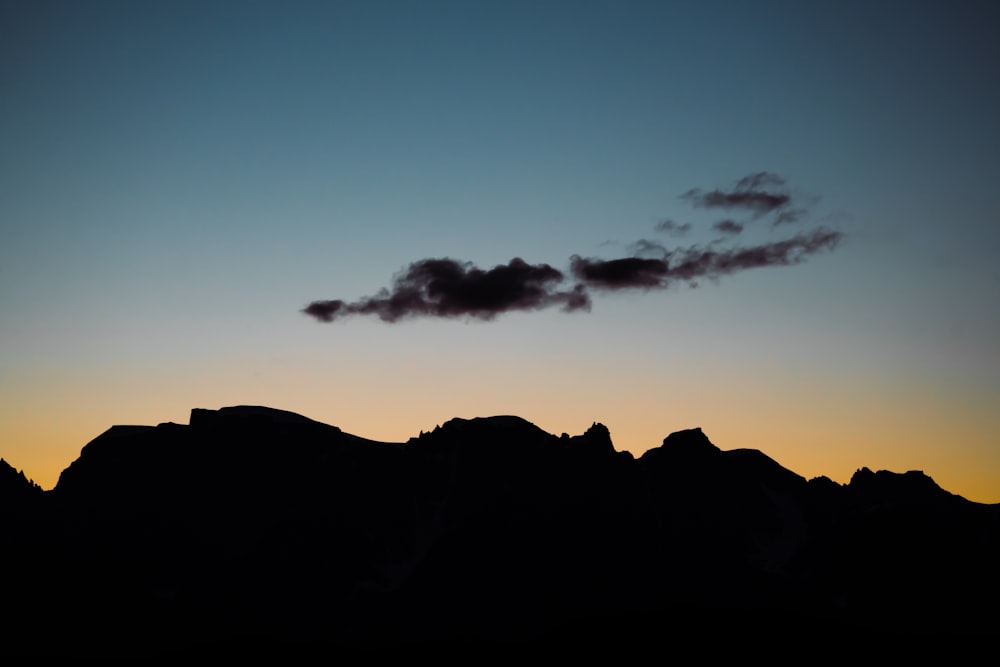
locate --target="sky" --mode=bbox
[2,0,998,502]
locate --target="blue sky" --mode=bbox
[2,0,998,500]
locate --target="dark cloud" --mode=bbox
[569,255,670,289]
[654,218,692,236]
[303,257,590,323]
[305,174,843,323]
[571,228,842,290]
[712,220,744,235]
[302,300,347,322]
[682,171,792,216]
[683,188,791,215]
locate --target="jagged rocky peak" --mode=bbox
[850,466,875,482]
[566,421,618,457]
[0,458,42,501]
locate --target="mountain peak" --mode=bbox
[848,466,951,503]
[565,421,619,457]
[659,426,719,456]
[434,415,550,437]
[189,405,333,429]
[0,458,42,503]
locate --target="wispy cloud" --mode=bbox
[773,208,807,225]
[628,239,670,257]
[571,228,841,290]
[712,219,744,236]
[681,171,792,217]
[654,218,692,236]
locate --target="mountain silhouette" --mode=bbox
[0,458,42,507]
[2,406,997,657]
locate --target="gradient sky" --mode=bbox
[2,0,998,502]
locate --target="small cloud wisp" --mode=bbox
[712,220,744,236]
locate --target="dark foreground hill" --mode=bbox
[2,406,998,657]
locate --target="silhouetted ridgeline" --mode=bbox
[2,406,998,657]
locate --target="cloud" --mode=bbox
[712,220,744,235]
[305,173,843,323]
[569,255,671,289]
[303,257,590,323]
[700,228,842,273]
[654,219,692,236]
[773,207,807,225]
[682,171,792,216]
[571,228,842,290]
[628,239,670,257]
[736,171,786,190]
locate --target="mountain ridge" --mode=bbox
[20,405,976,501]
[2,405,997,655]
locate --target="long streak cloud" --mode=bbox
[570,228,841,289]
[303,258,590,323]
[304,173,842,323]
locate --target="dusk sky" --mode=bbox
[2,1,998,502]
